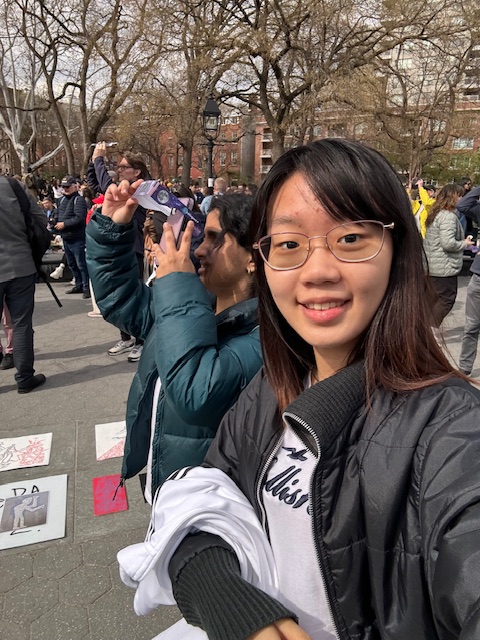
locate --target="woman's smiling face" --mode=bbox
[264,172,394,373]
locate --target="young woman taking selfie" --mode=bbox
[114,139,480,640]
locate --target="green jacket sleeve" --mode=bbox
[152,273,262,428]
[85,212,154,340]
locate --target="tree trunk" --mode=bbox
[180,143,193,187]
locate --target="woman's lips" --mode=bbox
[301,300,349,323]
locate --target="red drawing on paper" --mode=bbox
[98,440,125,461]
[0,435,52,472]
[16,440,47,467]
[92,474,128,516]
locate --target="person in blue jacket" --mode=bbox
[86,187,262,501]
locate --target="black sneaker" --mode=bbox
[82,290,91,299]
[17,374,47,394]
[0,353,14,370]
[65,287,83,294]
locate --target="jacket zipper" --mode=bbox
[283,411,344,640]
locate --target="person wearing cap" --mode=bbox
[54,176,90,298]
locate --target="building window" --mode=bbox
[168,138,174,149]
[168,155,174,170]
[232,131,238,142]
[313,125,321,137]
[452,137,474,150]
[231,151,238,165]
[219,151,227,166]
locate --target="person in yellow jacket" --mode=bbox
[408,179,436,237]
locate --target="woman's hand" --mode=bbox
[247,618,312,639]
[92,141,107,161]
[153,220,196,279]
[101,179,143,224]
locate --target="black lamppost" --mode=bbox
[202,97,221,188]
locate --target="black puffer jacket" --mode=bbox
[171,363,480,639]
[57,193,87,240]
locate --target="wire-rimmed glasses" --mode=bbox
[253,220,394,271]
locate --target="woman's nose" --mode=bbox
[194,240,206,259]
[299,238,341,282]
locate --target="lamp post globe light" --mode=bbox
[202,97,221,188]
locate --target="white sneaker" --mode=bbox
[108,339,135,356]
[128,345,143,362]
[70,279,76,286]
[50,264,65,279]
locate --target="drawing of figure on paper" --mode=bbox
[0,444,16,469]
[13,496,45,529]
[0,491,49,534]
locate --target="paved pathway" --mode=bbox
[0,276,479,639]
[0,281,180,640]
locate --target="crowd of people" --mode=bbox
[2,139,480,638]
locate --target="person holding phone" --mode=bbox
[117,140,480,640]
[86,187,262,501]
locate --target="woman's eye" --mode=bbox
[279,240,300,250]
[338,233,361,244]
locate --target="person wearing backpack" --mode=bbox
[0,174,47,393]
[54,176,90,298]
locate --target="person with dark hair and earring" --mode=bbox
[117,139,480,640]
[86,190,262,502]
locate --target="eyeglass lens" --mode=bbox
[259,221,386,269]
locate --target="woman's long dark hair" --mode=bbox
[250,139,467,411]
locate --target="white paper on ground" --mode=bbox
[0,433,52,472]
[0,474,68,550]
[95,420,126,460]
[151,618,207,640]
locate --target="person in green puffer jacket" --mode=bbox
[86,187,262,501]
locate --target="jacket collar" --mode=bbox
[283,360,366,454]
[216,297,258,338]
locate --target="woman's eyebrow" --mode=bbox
[270,215,301,227]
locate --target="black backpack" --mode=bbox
[7,177,62,307]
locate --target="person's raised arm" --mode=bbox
[92,142,114,194]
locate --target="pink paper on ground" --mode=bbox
[92,474,128,516]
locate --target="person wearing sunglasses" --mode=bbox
[87,143,150,360]
[119,139,480,640]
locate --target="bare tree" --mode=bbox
[16,0,168,173]
[208,0,475,162]
[0,3,69,173]
[145,0,244,186]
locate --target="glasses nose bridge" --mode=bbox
[307,234,329,257]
